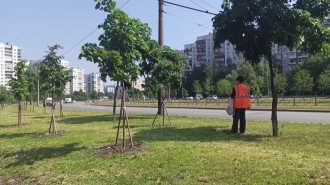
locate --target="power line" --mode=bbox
[164,3,210,17]
[119,0,131,9]
[61,28,99,56]
[163,0,217,15]
[166,20,212,42]
[167,26,212,46]
[170,38,197,49]
[190,0,207,11]
[166,24,212,45]
[61,0,132,56]
[164,11,212,30]
[199,0,220,11]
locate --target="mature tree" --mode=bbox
[140,39,188,115]
[39,45,72,134]
[317,69,330,96]
[276,74,287,95]
[80,0,150,123]
[292,69,313,95]
[203,78,212,96]
[8,60,29,126]
[213,0,330,136]
[293,57,330,93]
[80,0,151,148]
[215,79,232,97]
[193,80,202,95]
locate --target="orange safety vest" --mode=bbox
[234,83,251,109]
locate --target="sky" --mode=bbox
[0,0,222,85]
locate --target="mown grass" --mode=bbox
[0,105,330,184]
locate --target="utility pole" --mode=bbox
[36,65,40,106]
[37,79,40,106]
[157,0,164,115]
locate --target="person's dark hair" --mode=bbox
[236,76,244,83]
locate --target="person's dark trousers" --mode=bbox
[231,108,246,133]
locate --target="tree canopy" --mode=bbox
[8,60,29,102]
[38,45,72,101]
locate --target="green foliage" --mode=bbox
[38,45,72,101]
[213,0,330,62]
[292,69,314,94]
[80,0,151,86]
[171,88,178,98]
[203,78,212,96]
[140,40,188,89]
[182,88,189,97]
[215,79,232,97]
[90,91,99,100]
[71,90,87,101]
[317,69,330,92]
[8,60,29,102]
[192,80,202,95]
[25,67,38,102]
[0,86,10,106]
[276,74,287,95]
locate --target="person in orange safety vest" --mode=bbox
[228,76,251,134]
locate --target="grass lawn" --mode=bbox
[1,105,330,184]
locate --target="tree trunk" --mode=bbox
[18,100,22,126]
[113,81,119,121]
[157,88,164,115]
[60,101,63,117]
[267,48,279,137]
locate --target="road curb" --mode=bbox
[91,104,330,113]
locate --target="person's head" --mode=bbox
[236,76,244,84]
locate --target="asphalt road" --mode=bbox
[63,102,330,124]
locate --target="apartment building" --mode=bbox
[70,68,85,94]
[0,42,22,90]
[132,80,145,91]
[104,85,116,94]
[85,73,104,94]
[183,43,196,70]
[196,33,214,66]
[183,33,238,69]
[29,59,71,94]
[271,44,309,73]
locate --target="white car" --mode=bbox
[186,96,193,100]
[206,95,218,100]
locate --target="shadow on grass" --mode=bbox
[0,124,19,128]
[0,132,36,139]
[59,114,153,124]
[134,126,269,142]
[3,143,85,168]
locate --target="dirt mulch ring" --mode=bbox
[0,177,9,185]
[0,176,40,185]
[98,142,145,156]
